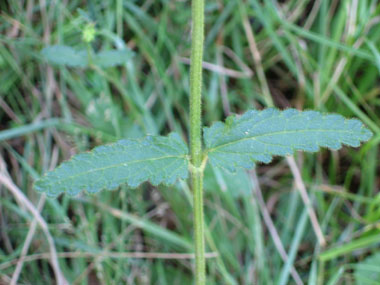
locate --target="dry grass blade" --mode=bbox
[250,170,304,285]
[178,57,253,78]
[0,173,68,285]
[286,156,326,247]
[10,196,46,285]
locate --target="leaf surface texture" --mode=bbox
[35,133,189,197]
[204,108,372,171]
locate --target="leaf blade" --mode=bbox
[41,46,133,68]
[41,45,88,67]
[34,133,189,197]
[93,49,134,67]
[204,108,372,172]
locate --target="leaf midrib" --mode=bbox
[207,128,358,152]
[39,154,188,187]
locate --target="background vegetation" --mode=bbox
[1,0,380,284]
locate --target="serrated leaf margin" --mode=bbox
[34,133,189,197]
[204,108,373,172]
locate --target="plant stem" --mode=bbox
[189,0,205,284]
[192,169,205,284]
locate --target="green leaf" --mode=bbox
[41,46,133,68]
[355,252,380,285]
[41,45,88,67]
[204,108,372,172]
[93,49,134,67]
[34,133,189,197]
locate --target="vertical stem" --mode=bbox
[193,169,205,284]
[190,0,204,167]
[190,0,205,284]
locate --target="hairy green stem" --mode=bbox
[189,0,205,283]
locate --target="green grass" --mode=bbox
[0,0,379,284]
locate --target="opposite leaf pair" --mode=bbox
[35,108,372,197]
